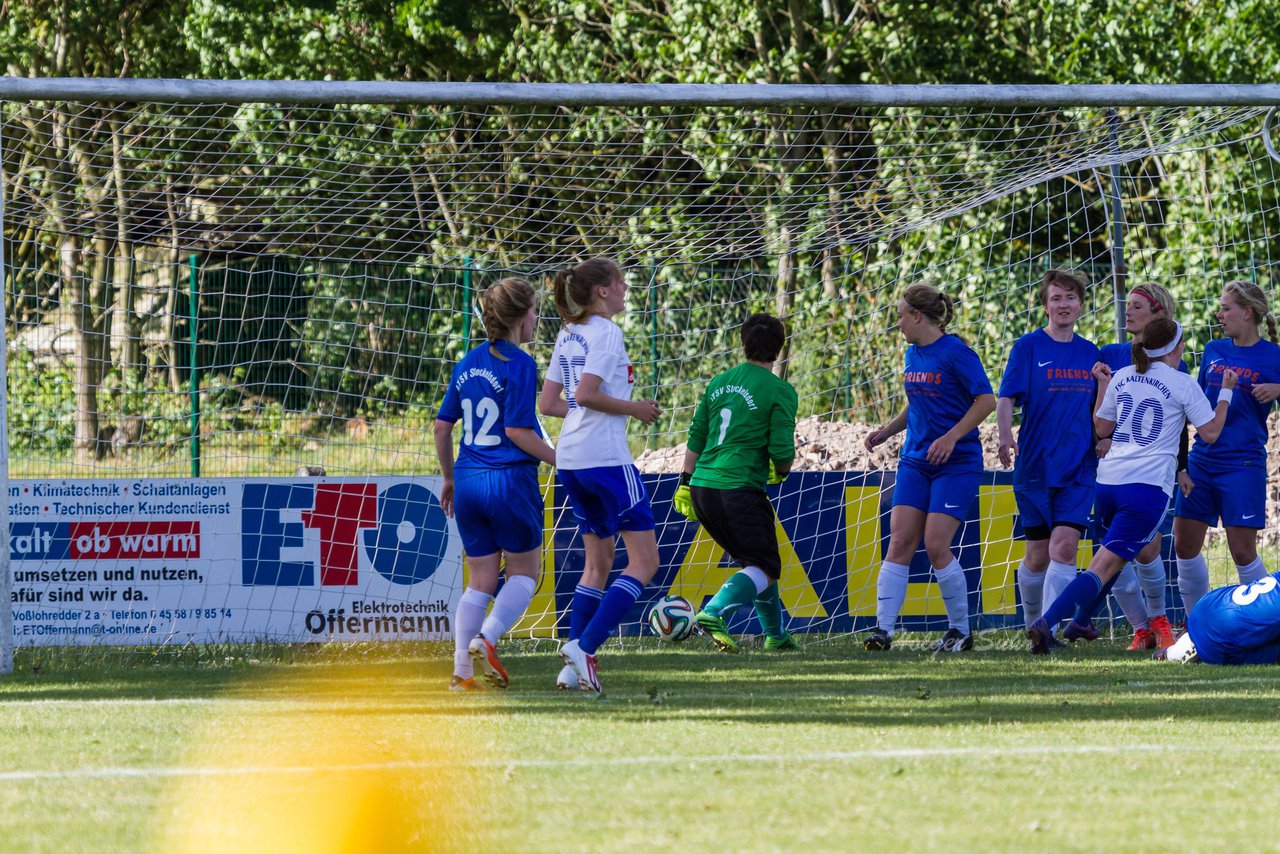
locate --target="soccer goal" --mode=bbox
[3,81,1280,670]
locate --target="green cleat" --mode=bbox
[763,633,803,651]
[694,610,740,653]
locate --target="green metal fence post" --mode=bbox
[189,254,201,478]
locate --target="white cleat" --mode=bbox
[556,664,582,691]
[1159,631,1200,663]
[559,639,602,693]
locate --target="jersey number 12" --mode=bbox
[462,397,501,447]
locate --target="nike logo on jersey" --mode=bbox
[1038,360,1053,366]
[944,503,959,509]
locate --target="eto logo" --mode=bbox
[241,482,448,587]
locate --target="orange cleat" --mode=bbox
[1150,615,1178,649]
[1127,627,1156,651]
[469,636,510,689]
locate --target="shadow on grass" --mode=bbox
[2,637,1277,729]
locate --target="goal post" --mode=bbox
[4,82,1280,670]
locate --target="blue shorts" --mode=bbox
[892,457,980,520]
[1015,484,1094,540]
[1174,457,1266,529]
[1095,482,1169,562]
[558,465,655,537]
[453,466,543,557]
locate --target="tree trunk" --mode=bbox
[165,185,183,392]
[111,117,142,393]
[774,223,796,381]
[65,235,99,465]
[165,247,182,393]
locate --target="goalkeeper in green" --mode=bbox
[674,313,800,652]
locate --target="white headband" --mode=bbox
[1143,322,1183,358]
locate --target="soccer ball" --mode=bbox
[648,595,695,642]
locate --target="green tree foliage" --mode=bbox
[3,0,1280,464]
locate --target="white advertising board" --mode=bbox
[7,477,463,645]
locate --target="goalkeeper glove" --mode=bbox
[767,460,788,485]
[673,472,696,520]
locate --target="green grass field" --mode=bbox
[2,635,1279,853]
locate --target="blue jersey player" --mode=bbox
[1028,317,1236,654]
[1173,279,1280,615]
[1159,571,1280,666]
[435,277,556,691]
[1097,281,1186,650]
[997,269,1100,640]
[864,281,996,653]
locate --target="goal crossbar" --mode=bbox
[3,79,1280,107]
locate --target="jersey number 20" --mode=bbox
[1113,392,1164,446]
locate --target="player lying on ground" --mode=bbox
[1158,570,1280,665]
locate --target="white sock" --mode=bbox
[876,560,910,635]
[1016,562,1046,628]
[1110,563,1149,630]
[935,558,970,634]
[1134,556,1168,618]
[741,565,771,595]
[1236,556,1267,585]
[453,587,493,678]
[481,575,537,643]
[1177,554,1211,614]
[1043,560,1077,615]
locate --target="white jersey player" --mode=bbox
[538,257,662,693]
[1028,317,1237,654]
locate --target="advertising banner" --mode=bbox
[7,471,1178,645]
[8,477,461,645]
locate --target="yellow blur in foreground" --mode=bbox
[158,662,487,853]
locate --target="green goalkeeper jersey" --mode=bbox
[687,362,798,489]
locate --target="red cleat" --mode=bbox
[1126,627,1156,651]
[1150,615,1178,649]
[469,636,510,689]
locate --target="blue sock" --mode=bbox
[578,575,645,655]
[1073,573,1119,625]
[1042,572,1104,629]
[569,584,605,641]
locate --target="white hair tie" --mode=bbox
[1144,322,1183,358]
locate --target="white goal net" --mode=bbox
[3,83,1280,663]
